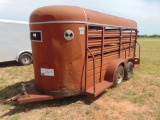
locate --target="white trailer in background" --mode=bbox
[0,19,32,65]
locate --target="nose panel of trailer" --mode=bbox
[30,6,86,94]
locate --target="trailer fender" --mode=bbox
[105,59,128,83]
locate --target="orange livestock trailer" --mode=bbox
[4,5,140,110]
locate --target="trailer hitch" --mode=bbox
[3,82,27,104]
[3,83,61,112]
[3,94,22,104]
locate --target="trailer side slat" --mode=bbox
[86,25,137,93]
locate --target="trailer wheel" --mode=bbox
[19,53,32,65]
[113,65,124,87]
[124,62,133,80]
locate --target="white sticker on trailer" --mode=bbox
[41,68,54,76]
[79,27,85,35]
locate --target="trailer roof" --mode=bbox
[30,5,137,29]
[0,19,28,24]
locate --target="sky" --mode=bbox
[0,0,160,35]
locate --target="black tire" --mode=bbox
[112,65,124,87]
[124,62,133,80]
[19,53,32,65]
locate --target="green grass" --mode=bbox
[9,114,20,120]
[0,38,160,120]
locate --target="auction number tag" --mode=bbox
[41,68,54,76]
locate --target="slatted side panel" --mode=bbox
[103,28,120,60]
[87,26,102,88]
[121,29,136,57]
[86,26,137,88]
